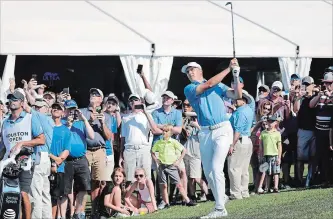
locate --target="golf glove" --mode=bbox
[232,66,240,78]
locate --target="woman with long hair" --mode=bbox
[100,168,135,218]
[251,99,273,191]
[124,168,157,215]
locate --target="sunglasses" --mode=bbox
[135,174,144,178]
[52,107,62,111]
[324,81,333,85]
[129,98,139,102]
[183,103,191,107]
[91,92,101,97]
[107,101,117,106]
[8,98,20,102]
[263,107,271,110]
[258,88,267,93]
[302,82,311,86]
[272,87,281,92]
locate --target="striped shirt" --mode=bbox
[315,99,333,131]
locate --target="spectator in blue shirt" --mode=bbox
[151,91,185,206]
[0,90,45,219]
[228,91,254,200]
[27,98,54,219]
[62,99,94,219]
[49,103,71,219]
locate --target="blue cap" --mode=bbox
[64,100,78,109]
[290,74,300,80]
[232,76,244,84]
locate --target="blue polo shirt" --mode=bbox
[31,110,54,153]
[61,119,87,158]
[230,104,253,137]
[0,111,43,151]
[50,125,71,172]
[152,107,182,144]
[105,115,118,156]
[184,81,229,126]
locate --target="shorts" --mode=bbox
[158,164,181,185]
[184,155,202,179]
[64,156,91,194]
[86,148,108,181]
[105,155,115,181]
[124,147,151,182]
[50,172,65,198]
[263,155,280,175]
[19,165,35,193]
[297,129,316,161]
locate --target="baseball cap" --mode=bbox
[64,100,78,109]
[7,90,25,101]
[33,99,49,108]
[51,102,64,111]
[271,81,283,90]
[322,72,333,82]
[239,90,252,104]
[89,88,104,99]
[106,93,119,104]
[325,66,333,73]
[43,91,56,99]
[232,76,244,84]
[258,85,270,92]
[128,94,141,101]
[161,91,177,99]
[181,62,202,74]
[302,76,314,85]
[290,73,300,80]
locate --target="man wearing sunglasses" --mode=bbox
[310,72,333,187]
[258,85,270,100]
[120,94,162,184]
[80,88,112,216]
[62,99,94,219]
[182,58,241,218]
[24,98,55,219]
[0,89,45,219]
[294,76,317,187]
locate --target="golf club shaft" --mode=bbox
[230,3,236,58]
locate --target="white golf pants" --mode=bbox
[198,121,233,210]
[30,152,52,219]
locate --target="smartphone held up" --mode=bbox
[137,64,143,74]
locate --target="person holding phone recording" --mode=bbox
[80,88,113,216]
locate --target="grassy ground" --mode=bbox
[139,188,333,219]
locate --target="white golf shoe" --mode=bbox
[200,209,228,218]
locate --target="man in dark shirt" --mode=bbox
[294,76,317,187]
[309,72,333,186]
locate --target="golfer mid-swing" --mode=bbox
[182,58,241,218]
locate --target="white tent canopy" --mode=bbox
[0,0,332,57]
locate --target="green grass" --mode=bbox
[139,188,333,219]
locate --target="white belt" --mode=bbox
[125,145,149,150]
[201,121,229,131]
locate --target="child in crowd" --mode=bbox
[151,125,197,209]
[257,115,282,194]
[124,168,157,215]
[101,168,136,218]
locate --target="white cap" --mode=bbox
[271,81,283,90]
[128,93,141,100]
[302,76,314,84]
[89,88,104,99]
[181,62,202,74]
[161,91,177,99]
[322,72,333,82]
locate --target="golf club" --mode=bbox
[225,2,236,58]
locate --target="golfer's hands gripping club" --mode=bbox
[229,58,240,78]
